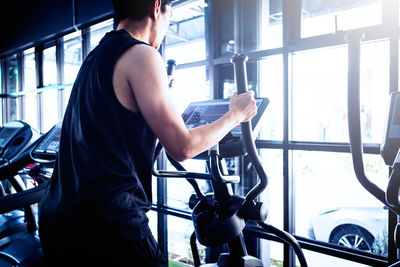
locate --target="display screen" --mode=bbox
[182,98,269,138]
[35,123,62,153]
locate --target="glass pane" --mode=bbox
[291,41,389,143]
[300,249,370,267]
[169,66,210,114]
[259,55,283,141]
[291,46,348,142]
[260,149,284,265]
[215,0,234,57]
[42,90,58,132]
[23,49,36,91]
[294,150,388,256]
[152,176,158,205]
[261,242,283,267]
[168,216,205,265]
[261,149,283,229]
[23,49,38,130]
[165,0,207,64]
[167,159,209,211]
[89,19,114,52]
[43,46,57,86]
[24,92,38,130]
[301,0,382,38]
[147,210,158,241]
[221,63,257,98]
[8,98,19,121]
[63,86,73,115]
[249,0,283,51]
[7,55,18,94]
[63,31,82,84]
[360,40,389,143]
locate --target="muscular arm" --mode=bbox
[114,44,256,162]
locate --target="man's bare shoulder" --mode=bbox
[122,43,162,65]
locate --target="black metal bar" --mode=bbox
[150,204,192,221]
[347,31,392,210]
[295,236,388,267]
[156,151,168,260]
[0,183,46,214]
[227,233,248,258]
[259,222,307,267]
[244,225,388,266]
[7,176,37,233]
[81,28,90,60]
[190,231,201,267]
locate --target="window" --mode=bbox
[294,151,388,256]
[301,0,382,38]
[23,48,38,130]
[360,40,389,143]
[63,31,83,112]
[0,0,397,265]
[166,66,210,212]
[163,1,210,262]
[248,0,283,51]
[169,66,210,113]
[42,46,57,86]
[168,216,206,265]
[89,19,114,52]
[259,55,283,141]
[165,0,207,64]
[300,250,371,266]
[291,41,389,143]
[42,46,58,132]
[291,46,348,142]
[260,149,284,265]
[6,55,19,121]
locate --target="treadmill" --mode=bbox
[0,122,61,267]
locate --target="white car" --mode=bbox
[308,206,388,253]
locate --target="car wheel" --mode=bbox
[330,225,374,252]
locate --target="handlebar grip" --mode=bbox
[230,53,249,94]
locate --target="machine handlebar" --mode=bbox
[231,53,268,205]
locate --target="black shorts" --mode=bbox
[41,233,168,267]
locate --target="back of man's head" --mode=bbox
[111,0,173,23]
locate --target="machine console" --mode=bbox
[31,122,62,162]
[182,98,269,158]
[0,121,36,164]
[381,92,400,166]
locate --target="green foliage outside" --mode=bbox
[168,259,190,267]
[372,229,388,256]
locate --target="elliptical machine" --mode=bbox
[347,31,400,266]
[153,54,308,267]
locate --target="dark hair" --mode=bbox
[111,0,173,23]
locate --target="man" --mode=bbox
[38,0,257,266]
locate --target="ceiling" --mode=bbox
[0,0,113,57]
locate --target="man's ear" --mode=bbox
[152,0,162,20]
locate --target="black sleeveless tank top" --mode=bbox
[39,29,156,242]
